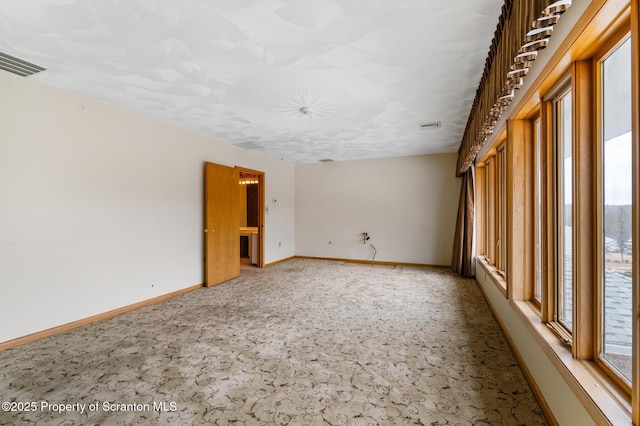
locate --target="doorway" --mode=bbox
[204,163,265,288]
[237,167,264,268]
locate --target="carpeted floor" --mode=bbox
[0,259,547,425]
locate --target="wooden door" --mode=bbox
[204,162,240,286]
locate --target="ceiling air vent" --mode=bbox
[419,121,441,130]
[234,141,264,151]
[0,51,45,77]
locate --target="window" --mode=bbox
[554,87,574,333]
[485,157,495,264]
[479,137,507,282]
[534,118,543,304]
[473,2,637,423]
[497,145,506,276]
[598,36,632,385]
[477,135,508,293]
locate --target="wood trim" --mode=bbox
[631,1,640,423]
[574,1,632,61]
[482,128,509,271]
[477,260,631,425]
[496,145,506,273]
[266,256,451,270]
[541,99,555,323]
[486,157,497,265]
[586,32,634,395]
[264,256,296,268]
[475,164,486,257]
[524,117,537,302]
[531,115,544,305]
[593,38,608,389]
[259,174,265,268]
[572,59,595,360]
[476,0,637,422]
[0,283,204,352]
[552,86,573,333]
[511,0,624,122]
[508,299,632,426]
[293,256,450,269]
[529,116,541,302]
[477,257,508,298]
[506,119,530,301]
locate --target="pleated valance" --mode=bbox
[456,0,572,176]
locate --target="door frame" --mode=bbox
[236,166,265,268]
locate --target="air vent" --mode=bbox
[0,51,45,77]
[318,159,334,162]
[419,121,441,130]
[234,141,264,151]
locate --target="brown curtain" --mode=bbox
[456,0,572,176]
[452,167,475,277]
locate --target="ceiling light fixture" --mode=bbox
[299,106,313,116]
[239,171,259,184]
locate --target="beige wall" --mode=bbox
[295,154,460,265]
[0,71,295,343]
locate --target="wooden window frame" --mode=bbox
[496,143,507,276]
[477,132,508,295]
[533,116,544,307]
[632,2,640,420]
[593,31,634,394]
[475,163,486,259]
[550,83,575,338]
[485,155,496,266]
[475,1,639,422]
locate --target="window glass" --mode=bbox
[485,158,494,264]
[500,147,507,275]
[601,38,632,382]
[495,147,506,274]
[556,89,573,330]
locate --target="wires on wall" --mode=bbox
[362,232,370,244]
[362,232,376,266]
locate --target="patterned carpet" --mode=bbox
[0,259,547,425]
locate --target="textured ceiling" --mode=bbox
[0,0,504,163]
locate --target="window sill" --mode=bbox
[476,256,632,425]
[477,257,507,297]
[511,300,632,426]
